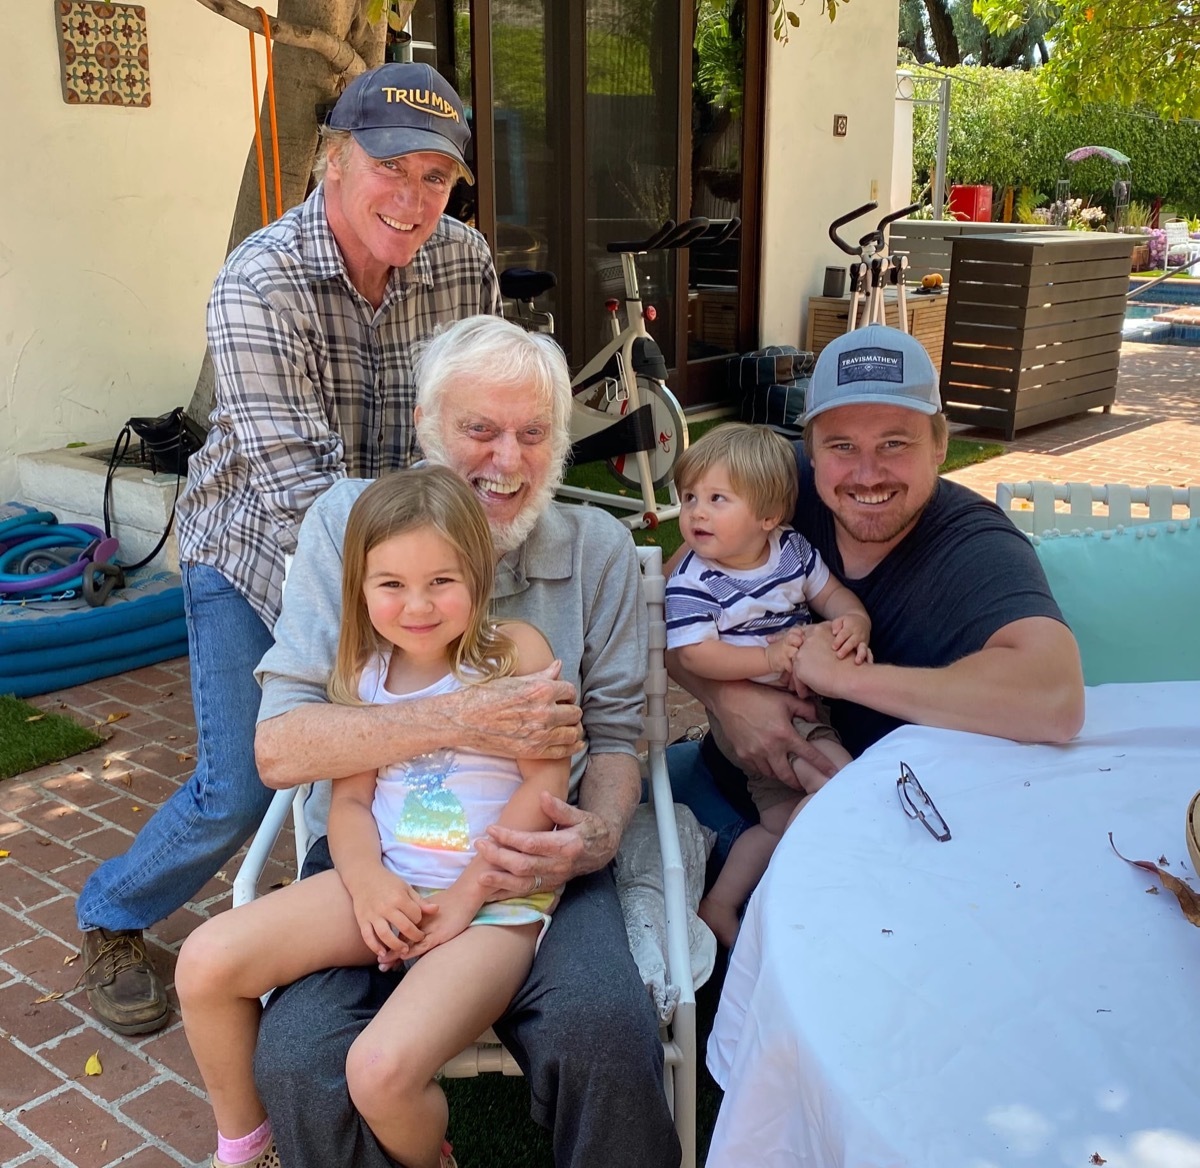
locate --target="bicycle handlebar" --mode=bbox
[606,216,741,254]
[831,202,924,257]
[829,202,878,255]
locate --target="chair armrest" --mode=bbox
[232,786,301,909]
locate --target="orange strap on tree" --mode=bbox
[248,8,284,227]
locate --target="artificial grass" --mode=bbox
[0,693,104,780]
[562,418,1007,560]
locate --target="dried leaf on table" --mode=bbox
[1110,834,1200,926]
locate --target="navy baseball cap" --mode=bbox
[329,62,473,183]
[802,324,941,425]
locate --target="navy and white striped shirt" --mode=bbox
[176,184,500,627]
[665,526,830,680]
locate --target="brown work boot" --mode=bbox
[80,927,169,1035]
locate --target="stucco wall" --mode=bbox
[0,2,276,503]
[759,0,902,348]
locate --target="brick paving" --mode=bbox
[1,338,1197,1166]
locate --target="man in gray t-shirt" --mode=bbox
[251,315,681,1168]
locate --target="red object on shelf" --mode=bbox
[948,184,993,222]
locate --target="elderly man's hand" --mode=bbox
[708,678,838,786]
[447,662,583,759]
[473,791,617,899]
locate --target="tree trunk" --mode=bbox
[922,0,960,66]
[187,0,386,425]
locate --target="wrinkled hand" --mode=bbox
[707,679,836,786]
[829,613,873,663]
[347,868,430,967]
[474,791,617,900]
[793,621,870,699]
[447,663,583,760]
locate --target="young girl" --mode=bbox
[176,466,567,1168]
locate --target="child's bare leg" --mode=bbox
[176,870,377,1140]
[346,921,539,1168]
[699,793,800,948]
[788,736,852,798]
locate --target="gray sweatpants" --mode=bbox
[254,837,681,1168]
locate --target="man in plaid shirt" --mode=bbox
[76,62,502,1037]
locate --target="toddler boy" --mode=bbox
[665,423,870,946]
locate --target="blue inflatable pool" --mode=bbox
[0,502,187,697]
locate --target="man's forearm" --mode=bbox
[575,752,641,868]
[256,696,461,787]
[836,620,1085,744]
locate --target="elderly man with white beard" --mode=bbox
[250,314,681,1168]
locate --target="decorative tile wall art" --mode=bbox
[57,1,151,107]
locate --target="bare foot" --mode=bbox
[698,896,740,950]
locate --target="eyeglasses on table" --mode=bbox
[896,762,951,842]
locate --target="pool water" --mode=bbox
[1123,281,1200,344]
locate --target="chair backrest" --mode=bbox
[1164,218,1190,248]
[996,480,1200,535]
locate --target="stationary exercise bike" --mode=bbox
[827,201,922,333]
[501,216,740,529]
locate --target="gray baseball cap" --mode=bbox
[803,324,940,425]
[328,62,473,183]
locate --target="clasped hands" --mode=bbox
[765,612,872,689]
[349,790,615,971]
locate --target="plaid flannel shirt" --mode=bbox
[175,184,501,628]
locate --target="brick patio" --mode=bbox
[2,338,1197,1167]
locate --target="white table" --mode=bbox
[707,682,1200,1168]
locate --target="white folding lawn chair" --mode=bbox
[1163,218,1200,269]
[233,545,709,1168]
[996,480,1199,535]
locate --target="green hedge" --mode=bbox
[911,67,1200,214]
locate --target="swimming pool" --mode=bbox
[1124,279,1200,344]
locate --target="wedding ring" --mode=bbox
[532,874,543,892]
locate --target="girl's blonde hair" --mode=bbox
[673,422,799,522]
[327,466,517,705]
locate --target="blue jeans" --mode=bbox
[76,563,276,932]
[665,739,756,881]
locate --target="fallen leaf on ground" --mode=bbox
[131,805,142,812]
[35,838,50,847]
[104,711,130,724]
[34,992,64,1004]
[0,850,9,859]
[63,953,79,966]
[25,714,46,723]
[102,759,112,770]
[1110,834,1200,926]
[268,878,294,890]
[84,1051,103,1076]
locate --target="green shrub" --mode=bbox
[911,67,1200,214]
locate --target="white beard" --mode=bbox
[418,423,559,553]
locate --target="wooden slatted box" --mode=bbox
[805,292,948,373]
[939,231,1136,440]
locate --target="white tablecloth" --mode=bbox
[707,681,1200,1168]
